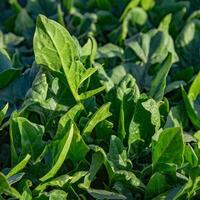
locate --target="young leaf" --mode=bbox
[79,86,105,100]
[57,103,84,133]
[33,14,80,101]
[35,171,87,192]
[67,123,89,163]
[0,103,8,125]
[6,154,31,178]
[57,104,89,163]
[152,127,184,169]
[34,15,103,102]
[82,103,112,137]
[149,54,173,101]
[188,71,200,101]
[40,122,74,182]
[82,36,97,67]
[158,14,172,32]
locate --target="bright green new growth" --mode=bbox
[34,15,105,102]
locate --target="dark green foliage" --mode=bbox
[0,0,200,199]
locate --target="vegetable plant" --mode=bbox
[1,0,200,199]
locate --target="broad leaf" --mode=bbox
[152,127,184,168]
[40,122,74,182]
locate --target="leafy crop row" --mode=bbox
[1,0,200,199]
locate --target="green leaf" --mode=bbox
[128,95,160,147]
[87,188,126,200]
[25,72,48,103]
[2,1,200,199]
[20,181,32,200]
[152,127,184,169]
[82,102,112,137]
[37,189,68,200]
[182,87,200,129]
[141,0,155,10]
[158,14,172,32]
[35,171,87,192]
[67,123,89,163]
[108,135,130,170]
[17,117,45,161]
[117,74,140,140]
[40,122,74,182]
[129,7,148,26]
[149,54,173,101]
[172,166,200,200]
[82,36,97,66]
[194,131,200,148]
[26,0,57,18]
[78,68,97,87]
[34,15,102,101]
[57,104,89,163]
[96,64,114,92]
[35,174,71,192]
[57,3,65,27]
[96,0,111,10]
[0,172,21,199]
[7,154,31,178]
[176,14,200,69]
[125,29,178,65]
[0,47,12,71]
[0,48,21,88]
[62,0,74,12]
[80,152,104,189]
[96,43,124,60]
[0,32,23,48]
[15,9,34,40]
[95,120,113,141]
[9,112,21,165]
[57,103,84,133]
[184,144,198,167]
[0,103,8,125]
[188,71,200,101]
[0,68,21,89]
[7,172,24,185]
[33,15,80,101]
[145,172,170,200]
[120,0,140,22]
[20,184,32,200]
[165,104,188,128]
[114,170,145,190]
[79,86,105,100]
[0,64,37,108]
[172,179,193,200]
[89,145,115,180]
